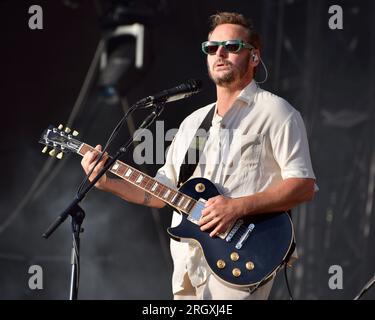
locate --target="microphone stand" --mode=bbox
[42,101,166,300]
[69,204,84,300]
[354,272,375,300]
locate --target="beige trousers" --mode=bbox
[174,272,274,300]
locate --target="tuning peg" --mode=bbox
[72,130,79,137]
[58,124,64,130]
[56,152,64,160]
[64,127,71,134]
[49,149,57,157]
[42,146,48,154]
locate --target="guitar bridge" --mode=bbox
[235,223,255,249]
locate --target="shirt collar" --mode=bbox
[236,79,258,106]
[211,80,258,124]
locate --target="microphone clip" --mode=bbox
[133,79,202,109]
[138,101,166,130]
[134,97,158,109]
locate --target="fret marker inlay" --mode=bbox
[163,190,171,199]
[178,197,185,207]
[183,200,190,209]
[125,168,132,177]
[171,193,178,203]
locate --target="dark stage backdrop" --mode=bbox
[0,0,374,300]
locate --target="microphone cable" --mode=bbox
[284,262,294,300]
[75,97,138,196]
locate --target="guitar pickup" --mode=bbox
[187,199,206,224]
[213,222,236,240]
[225,219,244,242]
[187,199,237,240]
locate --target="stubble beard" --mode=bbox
[208,57,251,88]
[208,62,235,87]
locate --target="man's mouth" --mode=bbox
[215,61,230,69]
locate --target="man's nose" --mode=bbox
[216,44,228,57]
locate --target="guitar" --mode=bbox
[39,125,295,288]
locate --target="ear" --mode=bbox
[249,49,260,68]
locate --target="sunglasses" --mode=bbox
[201,39,254,55]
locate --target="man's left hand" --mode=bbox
[199,195,244,237]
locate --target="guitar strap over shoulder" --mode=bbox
[177,105,216,187]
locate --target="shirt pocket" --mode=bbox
[238,133,264,169]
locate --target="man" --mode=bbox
[81,12,316,299]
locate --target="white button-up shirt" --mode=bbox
[155,80,316,294]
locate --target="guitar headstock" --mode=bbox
[39,124,82,159]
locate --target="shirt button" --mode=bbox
[221,124,226,129]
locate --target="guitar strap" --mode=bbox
[177,105,216,187]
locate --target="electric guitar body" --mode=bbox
[169,177,294,288]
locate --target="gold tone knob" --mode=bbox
[58,124,64,130]
[246,261,255,271]
[195,183,205,193]
[230,252,239,261]
[72,130,79,136]
[42,146,48,154]
[216,260,226,269]
[232,268,241,277]
[56,152,64,160]
[64,127,71,134]
[49,149,56,157]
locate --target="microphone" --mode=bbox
[135,79,202,108]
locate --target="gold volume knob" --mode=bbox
[246,261,255,271]
[230,252,239,261]
[232,268,241,277]
[217,260,226,269]
[195,183,206,193]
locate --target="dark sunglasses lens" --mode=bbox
[225,42,241,52]
[204,44,219,54]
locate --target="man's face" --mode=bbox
[207,24,253,88]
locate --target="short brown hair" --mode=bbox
[208,12,262,51]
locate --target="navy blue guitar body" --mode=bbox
[167,177,294,288]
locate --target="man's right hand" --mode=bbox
[81,145,109,189]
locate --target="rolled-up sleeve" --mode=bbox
[271,111,316,182]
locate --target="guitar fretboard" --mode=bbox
[78,144,197,214]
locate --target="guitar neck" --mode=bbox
[77,143,196,214]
